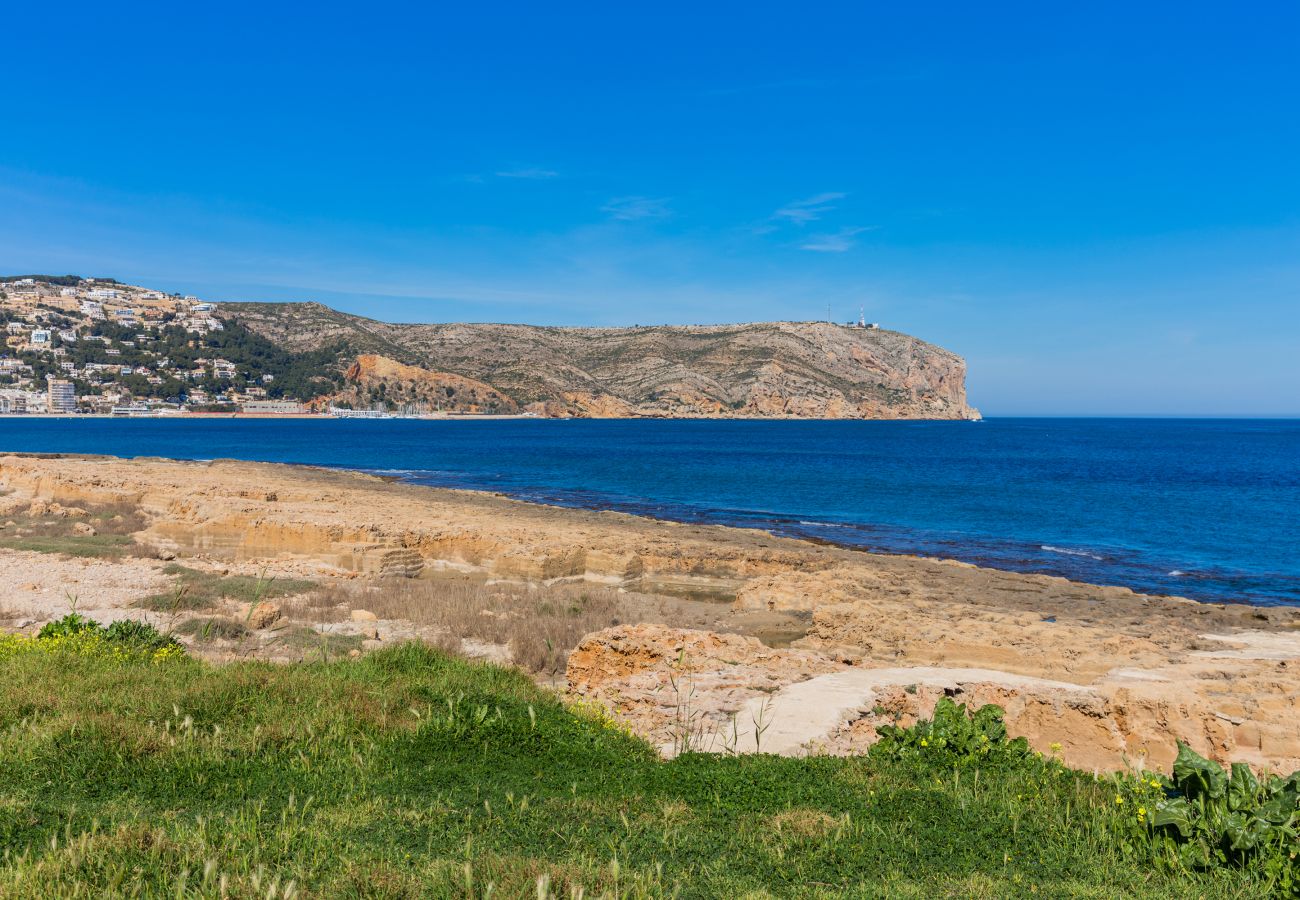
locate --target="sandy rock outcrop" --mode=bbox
[244,601,282,630]
[568,624,1300,772]
[5,453,1299,772]
[567,625,859,752]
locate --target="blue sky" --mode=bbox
[3,1,1298,415]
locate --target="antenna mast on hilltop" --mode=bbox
[858,306,865,328]
[826,303,831,323]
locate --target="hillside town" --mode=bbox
[0,276,339,416]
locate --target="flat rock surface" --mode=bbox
[4,452,1300,771]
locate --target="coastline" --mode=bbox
[0,412,540,420]
[0,418,1294,607]
[0,444,1219,604]
[2,450,1299,771]
[0,412,979,420]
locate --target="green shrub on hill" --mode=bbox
[872,697,1034,768]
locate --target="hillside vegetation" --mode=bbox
[0,635,1286,898]
[222,302,978,419]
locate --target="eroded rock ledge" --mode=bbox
[2,452,1298,772]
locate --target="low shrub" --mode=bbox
[104,618,185,653]
[1122,743,1300,894]
[872,697,1034,767]
[26,613,184,661]
[36,612,101,640]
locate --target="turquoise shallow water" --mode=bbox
[1,417,1297,606]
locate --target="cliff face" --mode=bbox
[338,355,519,414]
[222,302,979,419]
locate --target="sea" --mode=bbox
[1,417,1297,607]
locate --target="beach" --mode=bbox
[2,450,1298,773]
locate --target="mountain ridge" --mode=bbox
[221,301,979,419]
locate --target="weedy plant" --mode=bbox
[872,697,1034,767]
[1123,743,1300,894]
[6,612,186,664]
[36,612,184,655]
[874,698,1300,896]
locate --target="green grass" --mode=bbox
[0,531,140,558]
[0,503,149,560]
[136,564,318,612]
[0,644,1276,898]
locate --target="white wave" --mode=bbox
[1041,544,1105,561]
[798,520,850,529]
[1168,570,1186,577]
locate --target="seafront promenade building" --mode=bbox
[47,378,77,414]
[241,400,305,415]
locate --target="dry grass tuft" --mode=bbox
[768,808,839,839]
[283,593,352,625]
[176,617,251,642]
[317,576,627,675]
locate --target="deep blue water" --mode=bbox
[1,417,1297,606]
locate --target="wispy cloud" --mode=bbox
[495,167,559,180]
[800,226,874,253]
[601,196,671,221]
[774,192,847,225]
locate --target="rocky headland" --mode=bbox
[3,452,1297,774]
[223,302,980,419]
[0,277,977,419]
